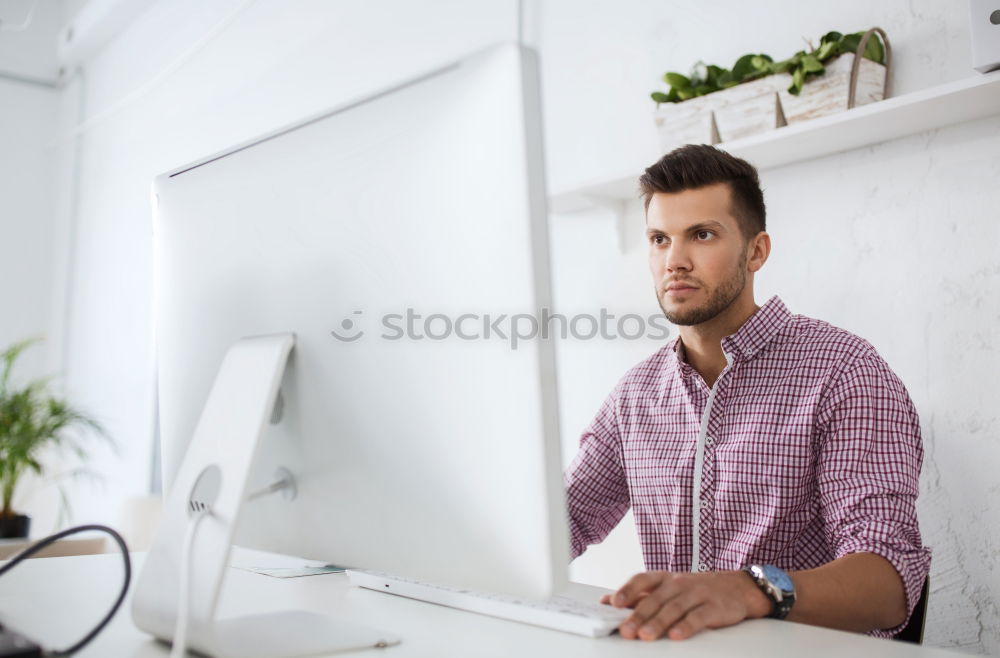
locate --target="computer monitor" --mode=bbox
[132,43,568,657]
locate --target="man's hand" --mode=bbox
[600,570,772,641]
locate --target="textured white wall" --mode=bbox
[4,0,996,652]
[542,1,999,653]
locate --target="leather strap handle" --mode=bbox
[848,27,892,108]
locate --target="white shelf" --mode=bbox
[549,70,1000,216]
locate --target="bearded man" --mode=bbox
[564,144,931,642]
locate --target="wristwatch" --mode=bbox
[743,564,796,619]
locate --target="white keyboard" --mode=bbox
[347,569,629,637]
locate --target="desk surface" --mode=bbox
[0,551,970,658]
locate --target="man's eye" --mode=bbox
[651,235,667,245]
[696,230,713,240]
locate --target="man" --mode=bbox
[564,144,931,642]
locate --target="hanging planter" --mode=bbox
[778,28,892,124]
[712,74,790,142]
[654,93,720,153]
[650,28,891,150]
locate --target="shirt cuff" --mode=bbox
[835,530,932,638]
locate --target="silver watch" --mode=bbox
[744,564,796,619]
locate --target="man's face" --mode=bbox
[646,183,751,327]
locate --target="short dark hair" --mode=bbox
[639,144,766,240]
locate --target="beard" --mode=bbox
[657,254,748,327]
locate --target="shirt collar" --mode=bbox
[666,295,792,377]
[720,295,791,362]
[669,334,692,374]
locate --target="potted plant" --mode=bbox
[651,28,890,148]
[651,55,780,150]
[0,338,109,539]
[776,29,891,124]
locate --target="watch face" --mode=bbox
[762,565,794,593]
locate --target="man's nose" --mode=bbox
[664,242,692,273]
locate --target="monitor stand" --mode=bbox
[131,334,400,657]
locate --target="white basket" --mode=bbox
[653,74,792,150]
[778,53,887,124]
[653,94,720,153]
[651,28,891,152]
[713,75,790,142]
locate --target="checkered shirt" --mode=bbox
[564,296,931,637]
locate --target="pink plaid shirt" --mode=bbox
[565,296,931,636]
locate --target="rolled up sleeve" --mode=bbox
[564,390,631,560]
[815,350,932,637]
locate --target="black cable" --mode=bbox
[0,524,131,656]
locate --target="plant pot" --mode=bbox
[653,94,721,153]
[713,74,790,142]
[0,514,30,539]
[777,53,887,124]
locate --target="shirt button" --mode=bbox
[705,436,715,447]
[698,563,710,572]
[700,497,711,508]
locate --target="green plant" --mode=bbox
[651,56,772,104]
[0,338,110,520]
[651,29,887,106]
[776,30,886,95]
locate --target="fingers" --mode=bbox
[610,571,669,608]
[626,599,712,642]
[613,571,753,641]
[619,582,699,640]
[665,604,711,641]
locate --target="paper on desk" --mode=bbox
[235,564,347,578]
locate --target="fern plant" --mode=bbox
[0,338,109,524]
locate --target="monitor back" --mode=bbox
[153,43,568,598]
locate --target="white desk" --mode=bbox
[0,551,968,658]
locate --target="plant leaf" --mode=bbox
[664,72,690,89]
[864,34,885,64]
[789,67,805,95]
[772,59,793,74]
[816,40,837,61]
[731,54,757,80]
[704,65,725,87]
[801,54,825,74]
[1,337,43,396]
[839,33,861,56]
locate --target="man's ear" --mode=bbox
[747,232,771,273]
